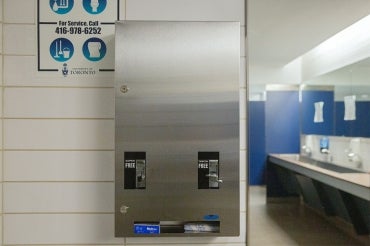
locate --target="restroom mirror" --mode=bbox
[301,57,370,137]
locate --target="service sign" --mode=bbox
[37,0,120,77]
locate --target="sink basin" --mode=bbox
[298,155,365,173]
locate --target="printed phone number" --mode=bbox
[55,27,102,35]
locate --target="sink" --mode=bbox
[298,155,365,173]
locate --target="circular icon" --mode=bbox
[50,38,74,62]
[83,0,107,15]
[50,0,74,14]
[82,37,106,62]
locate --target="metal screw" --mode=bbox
[120,85,129,93]
[120,205,129,214]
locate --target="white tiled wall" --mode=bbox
[1,0,247,246]
[4,151,114,181]
[0,0,3,244]
[3,24,36,55]
[4,0,35,23]
[4,119,114,149]
[4,87,115,118]
[126,0,245,24]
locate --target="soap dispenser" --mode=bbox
[320,136,330,154]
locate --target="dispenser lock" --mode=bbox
[198,152,221,189]
[124,152,146,189]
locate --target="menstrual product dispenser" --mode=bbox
[115,21,240,237]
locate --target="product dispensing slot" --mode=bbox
[198,152,221,189]
[124,152,146,189]
[134,221,220,234]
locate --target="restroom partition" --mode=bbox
[114,21,240,237]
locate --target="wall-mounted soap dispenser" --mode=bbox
[320,136,330,154]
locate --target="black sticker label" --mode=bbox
[124,152,146,189]
[198,152,219,189]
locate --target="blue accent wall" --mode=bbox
[248,101,266,185]
[335,101,370,137]
[248,89,369,185]
[249,90,300,185]
[301,90,334,135]
[265,91,300,153]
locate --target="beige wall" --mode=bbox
[1,0,247,245]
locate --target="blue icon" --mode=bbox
[82,37,106,62]
[50,0,74,14]
[83,0,107,14]
[50,38,74,62]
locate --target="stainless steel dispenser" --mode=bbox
[115,21,240,237]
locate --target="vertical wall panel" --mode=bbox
[0,1,3,246]
[0,26,2,54]
[0,0,3,21]
[249,101,266,185]
[335,101,370,137]
[301,90,334,135]
[266,90,300,153]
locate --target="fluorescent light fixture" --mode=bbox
[313,15,370,57]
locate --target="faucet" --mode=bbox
[320,148,332,162]
[320,148,330,154]
[347,152,362,169]
[301,145,312,156]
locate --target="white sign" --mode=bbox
[37,0,120,77]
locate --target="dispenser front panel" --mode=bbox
[115,21,240,237]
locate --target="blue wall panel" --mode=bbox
[249,101,266,185]
[265,91,300,154]
[301,90,334,135]
[248,91,300,185]
[335,101,370,137]
[335,102,351,136]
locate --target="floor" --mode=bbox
[248,186,368,246]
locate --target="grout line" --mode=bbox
[3,150,115,153]
[3,149,114,151]
[2,53,35,55]
[2,0,5,244]
[3,117,114,120]
[3,85,114,88]
[2,53,36,56]
[4,212,115,215]
[124,0,127,20]
[2,244,126,246]
[3,180,114,183]
[2,22,35,25]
